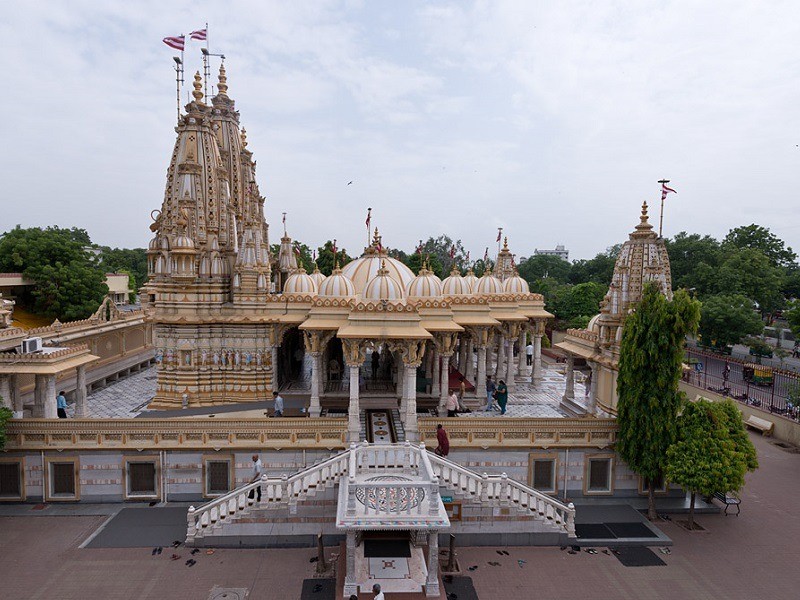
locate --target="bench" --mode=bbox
[744,415,774,436]
[713,491,741,516]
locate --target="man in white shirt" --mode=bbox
[526,342,534,366]
[445,390,459,417]
[249,454,263,502]
[273,391,284,417]
[372,584,385,600]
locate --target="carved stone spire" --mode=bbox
[192,71,204,103]
[217,63,228,97]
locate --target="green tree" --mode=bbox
[0,405,11,450]
[404,252,444,277]
[715,248,784,317]
[665,232,721,297]
[315,240,353,276]
[617,283,701,520]
[411,235,469,277]
[0,226,107,321]
[698,294,763,350]
[98,247,148,295]
[786,299,800,337]
[568,244,621,286]
[550,282,607,327]
[528,277,566,310]
[518,254,571,285]
[723,224,797,269]
[666,398,756,529]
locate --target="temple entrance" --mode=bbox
[277,327,307,391]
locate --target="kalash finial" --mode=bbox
[503,236,509,250]
[241,128,248,149]
[635,201,653,232]
[217,63,228,96]
[192,71,204,103]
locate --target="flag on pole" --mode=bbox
[483,247,489,262]
[416,241,423,255]
[332,239,337,257]
[312,249,316,262]
[466,251,470,263]
[163,35,185,51]
[449,245,456,260]
[366,208,372,230]
[190,28,207,41]
[496,228,502,243]
[661,182,677,200]
[293,243,301,257]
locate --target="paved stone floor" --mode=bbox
[65,366,157,418]
[0,433,796,599]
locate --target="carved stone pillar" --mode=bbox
[343,530,358,596]
[309,352,322,417]
[587,363,599,416]
[458,337,468,374]
[271,345,280,392]
[9,374,21,417]
[74,365,87,418]
[426,530,440,596]
[438,353,452,414]
[495,335,505,378]
[405,365,418,441]
[0,375,11,411]
[348,365,361,442]
[505,331,516,393]
[532,333,543,383]
[430,347,440,397]
[517,328,527,376]
[44,374,57,419]
[465,338,475,382]
[563,354,575,401]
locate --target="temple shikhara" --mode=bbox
[0,63,679,597]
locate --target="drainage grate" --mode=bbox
[208,588,248,600]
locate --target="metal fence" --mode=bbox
[684,348,800,421]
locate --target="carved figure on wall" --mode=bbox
[155,348,164,364]
[213,351,220,366]
[244,351,252,366]
[234,351,241,367]
[200,350,208,366]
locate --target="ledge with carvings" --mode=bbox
[4,418,348,451]
[418,417,617,449]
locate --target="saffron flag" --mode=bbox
[163,35,185,51]
[661,183,677,201]
[190,28,207,41]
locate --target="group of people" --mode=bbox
[443,374,509,417]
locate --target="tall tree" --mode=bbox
[665,232,721,297]
[315,240,352,276]
[666,398,756,529]
[518,254,571,285]
[698,294,764,350]
[0,226,107,321]
[617,283,701,520]
[715,248,784,317]
[550,282,607,328]
[568,244,621,286]
[723,224,797,269]
[98,247,148,294]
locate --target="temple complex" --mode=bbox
[0,63,680,597]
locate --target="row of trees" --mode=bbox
[617,284,757,528]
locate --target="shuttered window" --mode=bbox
[51,463,76,496]
[128,462,157,496]
[532,460,556,492]
[588,459,611,492]
[0,463,22,498]
[206,460,230,496]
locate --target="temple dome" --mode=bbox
[363,261,405,301]
[171,234,196,252]
[283,268,317,295]
[408,266,443,298]
[441,267,469,296]
[462,269,478,293]
[318,268,356,298]
[503,273,529,294]
[309,266,326,289]
[341,251,414,297]
[475,269,503,295]
[587,314,601,333]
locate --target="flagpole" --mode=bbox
[657,179,670,238]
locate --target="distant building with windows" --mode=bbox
[534,244,569,261]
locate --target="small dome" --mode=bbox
[283,267,317,295]
[408,266,443,298]
[475,269,503,295]
[462,268,478,293]
[171,234,196,252]
[587,314,601,333]
[148,236,160,251]
[503,274,529,294]
[318,268,356,298]
[442,266,469,296]
[309,265,327,289]
[341,253,415,295]
[363,261,405,301]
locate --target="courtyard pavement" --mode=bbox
[0,432,795,599]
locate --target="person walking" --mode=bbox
[446,390,459,417]
[56,391,68,419]
[435,424,450,456]
[272,391,284,417]
[372,583,385,600]
[485,375,496,412]
[371,349,380,380]
[496,379,508,415]
[526,341,533,366]
[249,454,263,502]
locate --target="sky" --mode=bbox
[1,1,799,261]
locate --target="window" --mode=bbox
[639,473,668,495]
[45,458,79,501]
[125,459,158,499]
[583,454,614,495]
[204,458,232,497]
[532,460,556,493]
[0,461,23,500]
[528,453,559,494]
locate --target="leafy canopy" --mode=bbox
[698,294,763,349]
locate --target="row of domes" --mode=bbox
[283,254,530,300]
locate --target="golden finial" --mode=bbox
[635,201,653,232]
[241,128,248,148]
[217,64,228,96]
[373,227,380,244]
[192,72,204,103]
[641,201,648,218]
[503,237,509,250]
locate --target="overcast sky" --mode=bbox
[2,1,799,261]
